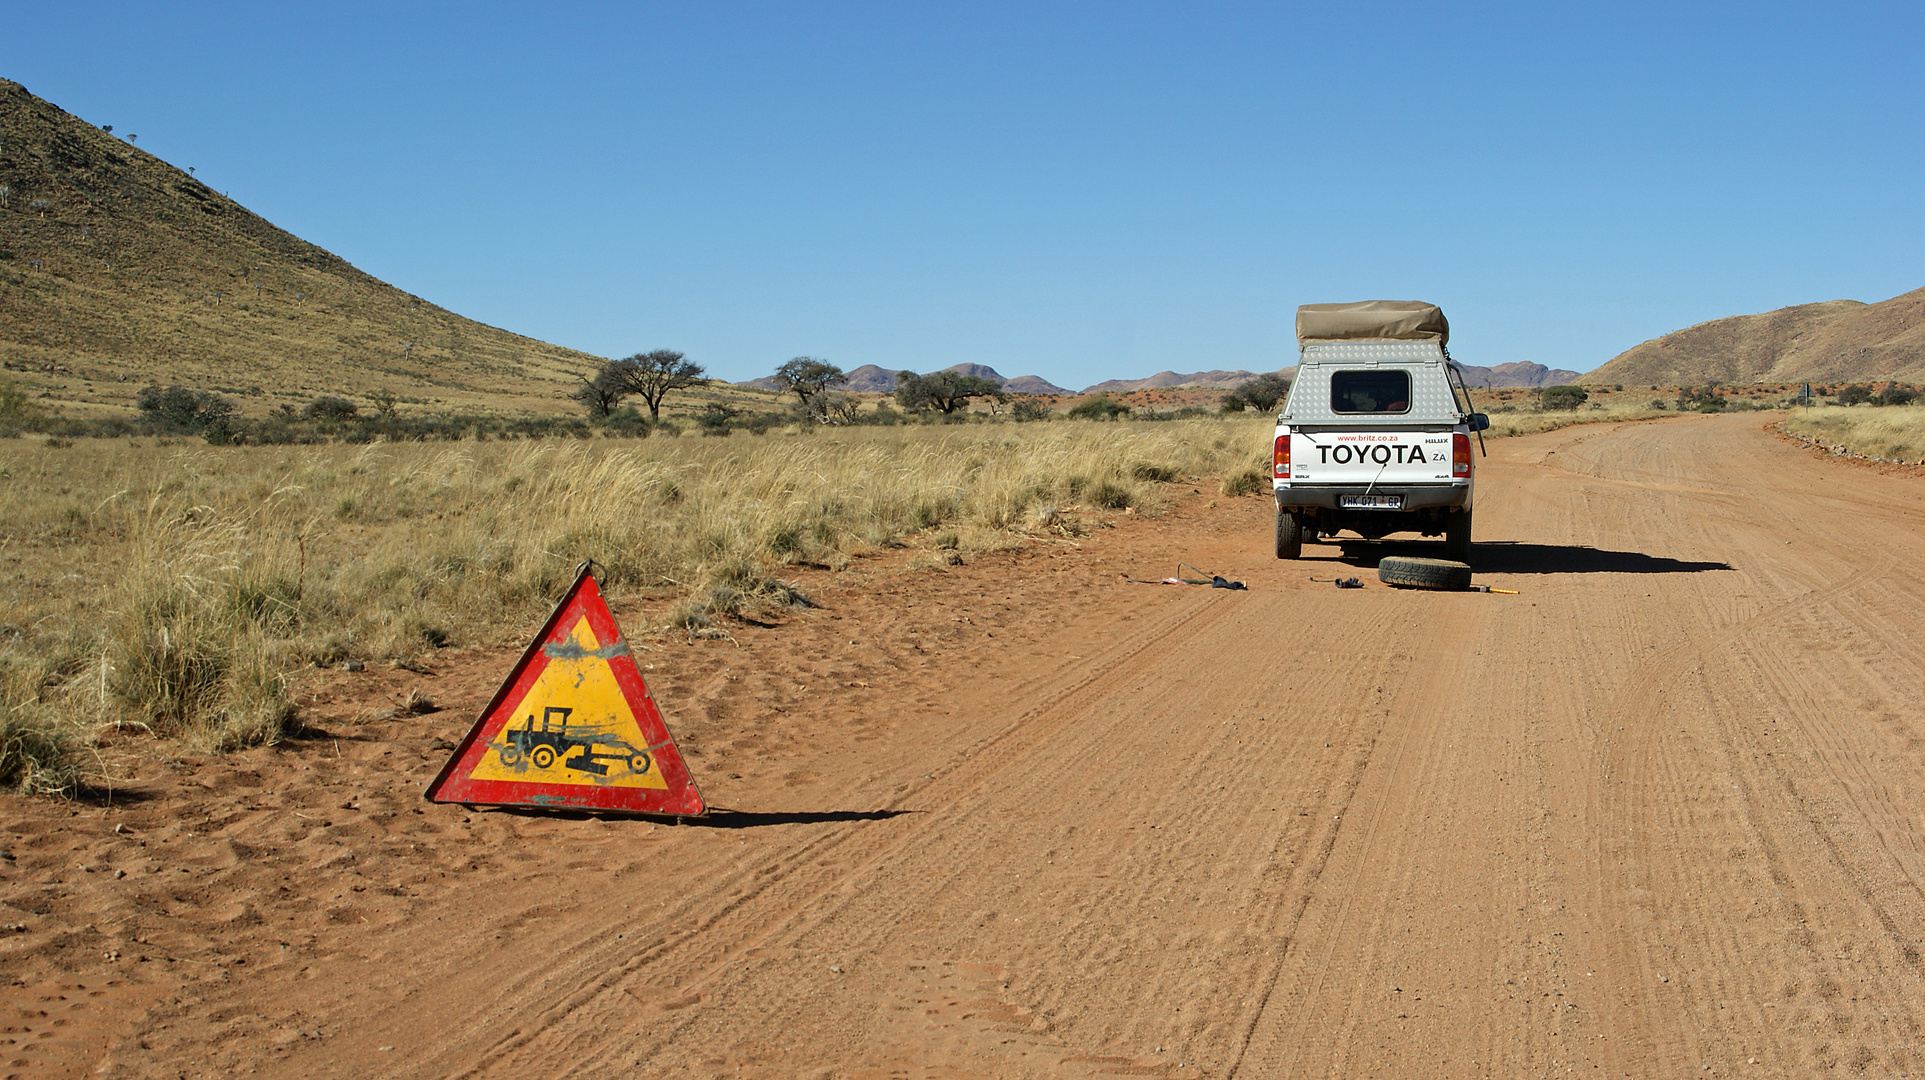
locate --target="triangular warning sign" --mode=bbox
[425,565,704,816]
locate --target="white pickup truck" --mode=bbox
[1272,301,1488,562]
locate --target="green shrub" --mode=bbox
[305,395,359,421]
[1232,373,1292,413]
[1010,399,1052,422]
[1068,394,1131,421]
[0,378,48,431]
[136,384,237,433]
[1537,385,1589,411]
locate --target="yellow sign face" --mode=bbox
[466,617,669,790]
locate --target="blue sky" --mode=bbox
[7,2,1920,387]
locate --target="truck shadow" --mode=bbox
[1329,539,1733,575]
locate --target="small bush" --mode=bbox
[1878,384,1918,407]
[136,384,236,433]
[305,395,360,421]
[1010,399,1052,422]
[694,403,739,435]
[0,377,48,432]
[1537,385,1589,411]
[1838,384,1874,406]
[1220,466,1268,496]
[1086,479,1132,509]
[1676,385,1728,412]
[0,712,77,795]
[603,406,653,438]
[1068,395,1130,421]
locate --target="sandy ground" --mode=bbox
[4,412,1925,1079]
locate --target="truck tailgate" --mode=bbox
[1289,430,1454,484]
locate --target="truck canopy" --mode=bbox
[1296,301,1448,348]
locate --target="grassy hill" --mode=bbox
[0,78,613,419]
[1588,287,1925,387]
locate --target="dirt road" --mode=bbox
[6,413,1925,1078]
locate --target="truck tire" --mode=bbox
[1443,509,1472,562]
[530,745,557,770]
[1275,509,1302,560]
[1378,556,1473,591]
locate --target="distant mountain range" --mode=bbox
[1587,288,1925,386]
[1081,369,1262,393]
[1454,361,1584,389]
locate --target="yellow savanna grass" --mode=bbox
[1778,404,1925,464]
[1,419,1272,757]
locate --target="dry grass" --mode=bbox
[0,419,1272,764]
[1779,405,1925,464]
[0,395,1707,780]
[1474,389,1676,437]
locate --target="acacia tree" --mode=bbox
[895,370,1004,414]
[572,365,629,416]
[1233,373,1292,412]
[614,349,706,420]
[773,357,846,411]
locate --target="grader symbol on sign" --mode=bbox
[498,706,653,778]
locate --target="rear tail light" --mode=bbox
[1274,434,1290,477]
[1453,432,1472,478]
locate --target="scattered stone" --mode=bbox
[341,660,365,672]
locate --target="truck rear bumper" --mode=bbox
[1272,483,1469,512]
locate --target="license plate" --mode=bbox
[1340,494,1403,509]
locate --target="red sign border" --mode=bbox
[423,566,705,816]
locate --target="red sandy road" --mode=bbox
[5,413,1925,1078]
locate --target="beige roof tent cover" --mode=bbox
[1296,301,1448,347]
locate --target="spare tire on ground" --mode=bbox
[1377,556,1473,591]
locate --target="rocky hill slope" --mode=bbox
[1588,288,1925,386]
[0,79,604,417]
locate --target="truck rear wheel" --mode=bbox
[1443,509,1472,562]
[1275,509,1302,559]
[1378,556,1473,590]
[530,745,557,769]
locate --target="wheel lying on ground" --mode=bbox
[1377,556,1473,591]
[1275,509,1302,560]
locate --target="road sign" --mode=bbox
[424,564,705,816]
